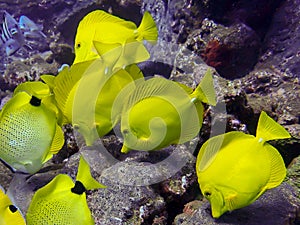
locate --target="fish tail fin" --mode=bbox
[256,111,291,142]
[191,68,216,106]
[137,11,158,44]
[76,156,106,190]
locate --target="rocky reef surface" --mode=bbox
[0,0,299,224]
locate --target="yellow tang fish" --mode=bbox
[0,81,64,174]
[117,69,216,153]
[196,111,291,218]
[0,185,26,225]
[48,58,143,146]
[74,10,158,71]
[26,155,106,225]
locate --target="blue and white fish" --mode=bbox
[0,10,24,56]
[19,15,46,39]
[0,11,46,56]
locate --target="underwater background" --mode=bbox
[0,0,300,224]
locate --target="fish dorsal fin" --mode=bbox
[76,156,106,190]
[78,10,136,30]
[36,174,74,198]
[0,185,8,203]
[0,92,31,115]
[256,111,291,142]
[264,144,286,190]
[197,132,246,172]
[191,69,216,106]
[40,75,56,90]
[122,77,191,117]
[54,60,94,123]
[49,124,64,155]
[13,81,50,99]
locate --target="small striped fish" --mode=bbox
[0,11,24,56]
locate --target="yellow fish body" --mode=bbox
[51,59,143,146]
[26,156,106,225]
[74,10,158,70]
[0,82,64,174]
[196,111,291,218]
[119,69,216,153]
[0,185,26,225]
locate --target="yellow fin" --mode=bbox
[93,41,122,70]
[176,82,194,94]
[137,11,158,43]
[79,10,136,30]
[197,132,247,172]
[264,144,286,189]
[256,111,291,142]
[49,124,65,155]
[191,69,216,106]
[40,75,56,90]
[125,64,144,80]
[121,77,200,144]
[54,60,94,124]
[116,40,150,69]
[76,156,106,190]
[190,68,216,106]
[13,81,50,99]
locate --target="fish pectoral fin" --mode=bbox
[225,193,239,211]
[93,41,122,69]
[256,111,291,142]
[49,124,65,155]
[117,40,150,68]
[5,39,21,56]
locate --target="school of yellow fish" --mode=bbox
[0,9,292,224]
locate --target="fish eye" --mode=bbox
[9,205,18,213]
[76,42,81,48]
[204,191,212,197]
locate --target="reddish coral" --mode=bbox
[201,39,232,69]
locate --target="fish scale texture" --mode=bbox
[0,105,52,159]
[27,198,72,225]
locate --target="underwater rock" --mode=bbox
[173,182,300,225]
[186,22,261,79]
[155,151,198,225]
[199,0,283,37]
[286,155,300,197]
[49,43,74,65]
[3,54,59,90]
[91,161,167,225]
[257,0,300,80]
[0,161,14,190]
